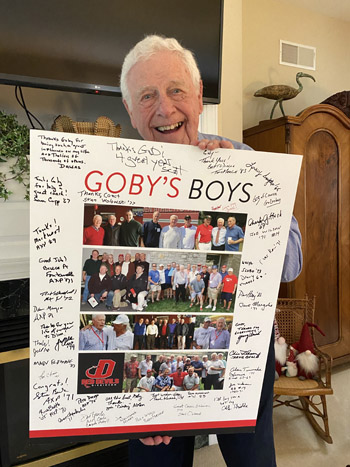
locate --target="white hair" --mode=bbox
[92,314,105,320]
[120,35,201,108]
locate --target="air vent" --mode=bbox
[280,40,316,70]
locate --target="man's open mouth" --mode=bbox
[156,121,183,133]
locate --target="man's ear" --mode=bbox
[198,80,204,115]
[123,99,137,129]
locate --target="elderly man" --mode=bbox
[209,317,231,350]
[124,355,139,393]
[127,265,148,311]
[154,368,175,392]
[103,214,120,246]
[205,352,225,390]
[137,369,155,392]
[79,313,107,350]
[81,249,101,305]
[146,319,158,350]
[192,317,214,350]
[221,267,238,311]
[183,367,199,391]
[83,214,104,245]
[225,216,244,252]
[195,215,213,250]
[176,317,188,350]
[120,210,143,247]
[87,264,113,309]
[169,366,187,391]
[159,214,183,248]
[139,252,149,275]
[173,264,188,303]
[189,272,205,310]
[138,355,153,379]
[148,262,161,302]
[212,218,226,251]
[205,265,222,312]
[106,314,134,350]
[190,355,204,380]
[180,214,197,249]
[133,317,146,350]
[152,355,164,378]
[108,264,128,310]
[142,210,162,247]
[121,34,302,467]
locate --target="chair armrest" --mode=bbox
[315,348,332,388]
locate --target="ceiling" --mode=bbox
[278,0,350,22]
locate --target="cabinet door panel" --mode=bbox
[304,131,339,345]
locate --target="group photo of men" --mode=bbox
[121,352,228,393]
[79,314,232,351]
[81,249,240,312]
[82,204,246,252]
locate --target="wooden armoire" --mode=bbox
[243,104,350,364]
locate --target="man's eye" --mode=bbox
[142,94,152,101]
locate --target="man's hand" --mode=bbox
[195,139,234,150]
[140,436,172,446]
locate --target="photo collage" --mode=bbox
[79,204,247,392]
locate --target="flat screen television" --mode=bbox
[0,0,223,103]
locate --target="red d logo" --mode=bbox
[85,359,116,378]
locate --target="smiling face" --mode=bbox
[136,265,144,275]
[124,51,203,145]
[93,215,102,228]
[126,211,133,222]
[91,250,99,260]
[227,217,236,228]
[169,215,178,227]
[217,218,225,228]
[108,215,116,226]
[99,265,107,275]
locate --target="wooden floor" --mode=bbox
[194,362,350,467]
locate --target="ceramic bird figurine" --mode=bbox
[254,72,316,119]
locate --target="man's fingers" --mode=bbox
[220,139,234,149]
[140,437,156,446]
[196,139,234,150]
[139,435,173,446]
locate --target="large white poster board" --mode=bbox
[29,130,301,439]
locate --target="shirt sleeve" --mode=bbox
[159,230,164,248]
[281,216,303,283]
[79,330,86,350]
[105,327,114,350]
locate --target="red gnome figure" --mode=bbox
[295,322,325,380]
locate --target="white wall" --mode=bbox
[243,0,350,129]
[218,0,243,142]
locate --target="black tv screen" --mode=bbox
[0,0,223,103]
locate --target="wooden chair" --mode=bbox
[274,296,333,443]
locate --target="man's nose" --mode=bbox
[156,93,176,117]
